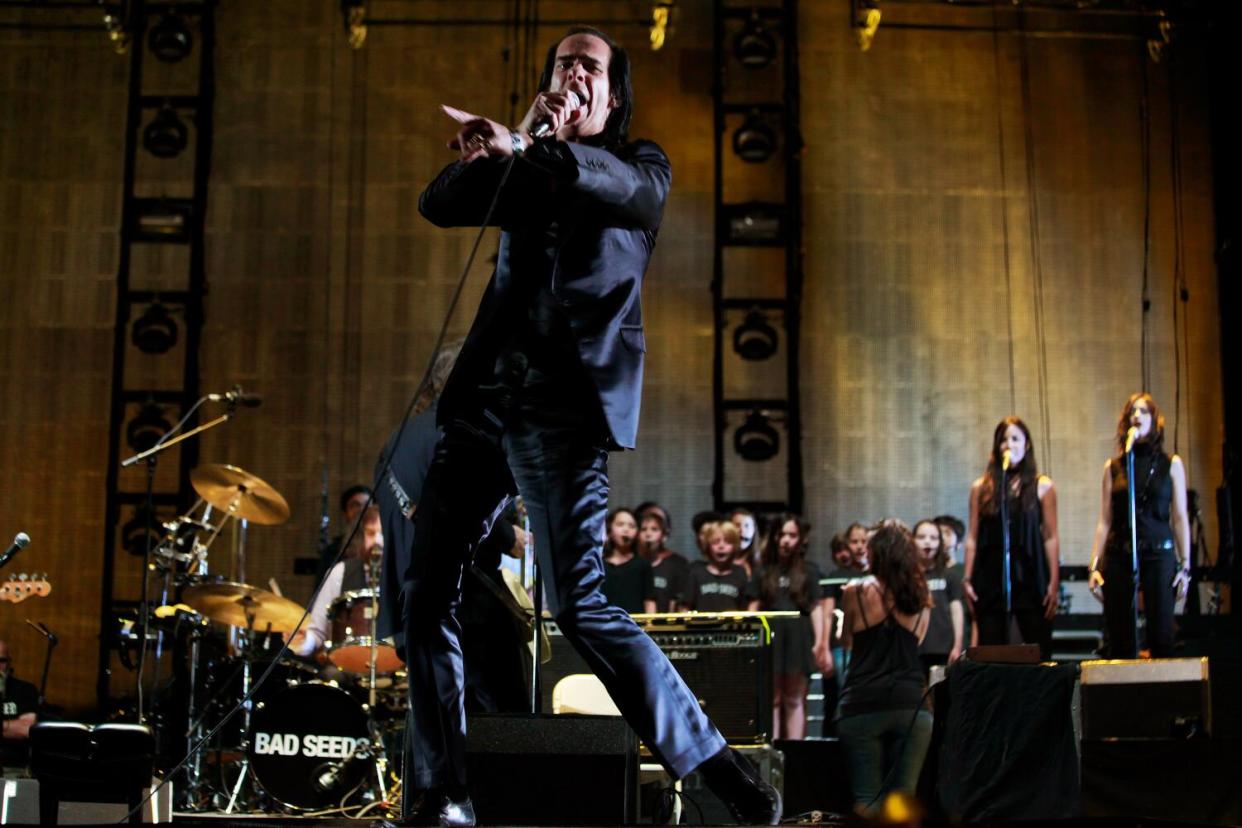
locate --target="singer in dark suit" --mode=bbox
[391,26,779,828]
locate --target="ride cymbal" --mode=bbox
[190,463,290,525]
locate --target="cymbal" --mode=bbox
[190,464,290,525]
[182,580,306,633]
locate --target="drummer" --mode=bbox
[291,505,384,658]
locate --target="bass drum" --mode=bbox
[248,682,372,810]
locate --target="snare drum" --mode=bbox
[248,682,371,810]
[327,589,405,674]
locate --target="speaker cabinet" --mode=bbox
[1080,657,1211,739]
[541,617,772,742]
[466,714,637,825]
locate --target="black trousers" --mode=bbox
[399,400,724,810]
[1102,545,1177,658]
[974,606,1052,661]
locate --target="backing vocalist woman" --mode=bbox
[963,416,1060,659]
[1087,393,1191,658]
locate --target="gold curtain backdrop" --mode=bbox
[0,0,1222,712]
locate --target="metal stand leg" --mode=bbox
[225,758,251,814]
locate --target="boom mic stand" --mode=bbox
[24,619,58,708]
[119,394,247,725]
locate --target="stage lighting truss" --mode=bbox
[733,109,778,163]
[734,12,778,69]
[131,302,179,354]
[733,310,780,361]
[142,106,189,159]
[148,13,193,62]
[120,504,164,556]
[734,410,781,462]
[125,401,173,454]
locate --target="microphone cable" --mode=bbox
[119,151,520,822]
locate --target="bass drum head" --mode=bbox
[248,682,370,810]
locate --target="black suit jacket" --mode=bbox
[418,138,671,450]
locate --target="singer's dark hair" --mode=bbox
[868,522,931,616]
[1115,392,1165,454]
[979,416,1039,515]
[539,26,633,149]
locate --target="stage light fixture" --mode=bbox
[132,303,179,354]
[733,110,777,163]
[733,310,779,361]
[133,199,192,242]
[734,410,780,462]
[734,14,777,69]
[148,14,192,62]
[143,107,188,159]
[121,505,161,556]
[126,402,172,454]
[725,202,784,245]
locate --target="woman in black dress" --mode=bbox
[750,513,830,739]
[1087,393,1191,657]
[963,416,1060,659]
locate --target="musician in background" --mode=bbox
[0,640,38,771]
[292,506,384,658]
[315,484,376,581]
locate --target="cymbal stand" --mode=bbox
[225,605,259,814]
[182,528,211,809]
[365,558,389,805]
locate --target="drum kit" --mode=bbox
[133,462,405,815]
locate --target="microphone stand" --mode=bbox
[1126,442,1141,656]
[119,395,239,725]
[25,620,58,709]
[1001,465,1013,641]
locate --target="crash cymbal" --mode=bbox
[190,463,290,526]
[182,579,306,633]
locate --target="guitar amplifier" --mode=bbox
[1080,657,1211,739]
[541,614,776,743]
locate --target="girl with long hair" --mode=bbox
[748,514,830,739]
[963,416,1060,659]
[912,519,964,670]
[602,508,656,614]
[835,521,932,814]
[1087,393,1190,657]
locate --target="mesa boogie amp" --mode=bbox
[541,612,790,743]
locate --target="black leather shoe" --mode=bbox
[698,746,782,825]
[438,795,476,828]
[382,788,475,827]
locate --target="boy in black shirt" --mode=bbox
[684,521,752,612]
[638,506,688,612]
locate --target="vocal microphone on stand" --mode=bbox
[0,532,30,569]
[1125,425,1140,453]
[1001,448,1012,472]
[529,91,582,139]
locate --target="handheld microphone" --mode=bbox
[531,91,581,139]
[208,385,263,408]
[1125,426,1140,453]
[0,532,30,569]
[1001,449,1012,472]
